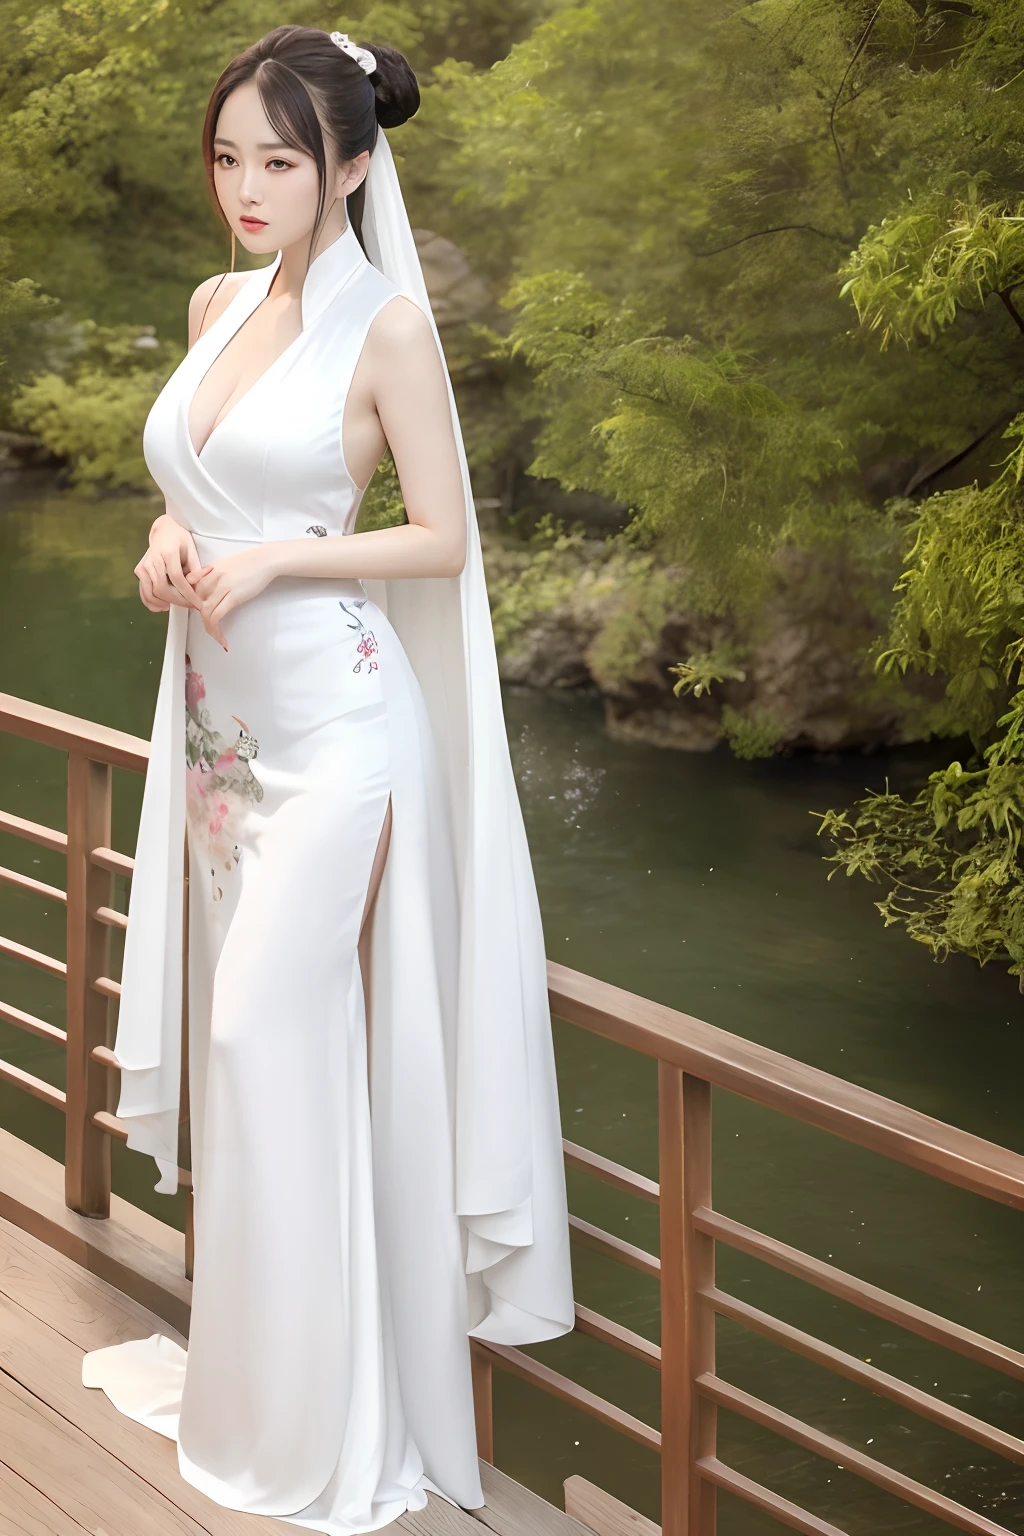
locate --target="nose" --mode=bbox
[238,162,263,206]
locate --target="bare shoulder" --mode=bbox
[365,293,436,356]
[187,272,248,349]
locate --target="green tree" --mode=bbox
[819,180,1024,984]
[0,0,550,413]
[419,1,1024,734]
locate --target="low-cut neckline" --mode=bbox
[188,265,295,463]
[185,222,367,466]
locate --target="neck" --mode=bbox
[274,201,350,300]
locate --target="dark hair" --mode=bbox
[201,25,419,257]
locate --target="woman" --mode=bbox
[81,25,574,1535]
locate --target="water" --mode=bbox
[1,485,1022,1533]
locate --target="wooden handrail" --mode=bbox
[548,960,1024,1209]
[2,686,1023,1536]
[0,691,149,772]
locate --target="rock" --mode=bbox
[413,228,492,328]
[482,528,933,755]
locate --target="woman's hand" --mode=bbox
[186,546,279,650]
[135,514,204,613]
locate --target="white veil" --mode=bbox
[358,129,574,1338]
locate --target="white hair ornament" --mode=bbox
[329,32,377,74]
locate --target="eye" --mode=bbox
[268,158,292,171]
[215,153,238,169]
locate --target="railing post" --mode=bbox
[182,832,194,1281]
[659,1065,715,1536]
[470,1339,495,1463]
[65,753,112,1217]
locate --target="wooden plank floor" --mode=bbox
[0,1212,589,1536]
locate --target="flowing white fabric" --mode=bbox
[85,121,574,1533]
[360,132,569,1293]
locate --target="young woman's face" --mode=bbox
[212,79,366,257]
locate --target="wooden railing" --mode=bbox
[1,688,1023,1536]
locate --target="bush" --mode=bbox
[13,322,181,490]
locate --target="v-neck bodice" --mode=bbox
[144,222,403,545]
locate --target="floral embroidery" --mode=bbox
[339,599,379,674]
[184,654,263,899]
[307,525,327,538]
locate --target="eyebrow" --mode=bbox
[214,137,295,152]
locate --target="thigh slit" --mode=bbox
[359,792,393,1088]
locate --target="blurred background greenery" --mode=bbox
[5,0,1024,981]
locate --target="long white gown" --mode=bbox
[81,192,574,1533]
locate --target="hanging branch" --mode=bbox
[688,223,854,257]
[902,415,1009,498]
[829,2,885,200]
[998,287,1024,339]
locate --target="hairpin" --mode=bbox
[329,33,377,75]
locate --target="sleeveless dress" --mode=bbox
[81,221,574,1533]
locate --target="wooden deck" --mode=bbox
[0,1207,593,1536]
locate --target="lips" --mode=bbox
[240,216,267,231]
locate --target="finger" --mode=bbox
[137,567,159,610]
[149,557,195,610]
[182,538,206,579]
[138,583,170,614]
[147,556,177,605]
[146,554,189,611]
[205,594,233,651]
[164,548,198,608]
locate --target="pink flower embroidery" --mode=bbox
[184,659,263,897]
[185,658,206,716]
[339,599,381,674]
[356,632,379,672]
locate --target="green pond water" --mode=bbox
[1,483,1022,1534]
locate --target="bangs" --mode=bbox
[254,58,328,164]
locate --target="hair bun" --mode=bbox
[363,42,419,129]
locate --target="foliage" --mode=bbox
[819,424,1024,981]
[9,0,1024,975]
[813,0,1024,980]
[841,183,1024,348]
[353,448,408,532]
[13,324,182,489]
[816,731,1024,981]
[488,515,591,654]
[421,0,1024,736]
[0,243,57,409]
[720,704,787,762]
[424,0,1024,965]
[671,645,747,701]
[0,0,552,440]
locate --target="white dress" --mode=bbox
[81,214,574,1533]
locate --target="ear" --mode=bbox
[336,149,370,200]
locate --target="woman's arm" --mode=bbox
[190,296,468,648]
